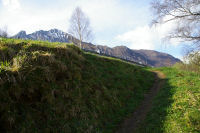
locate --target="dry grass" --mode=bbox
[174,62,200,74]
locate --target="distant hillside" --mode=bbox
[0,38,154,132]
[13,29,181,67]
[133,49,180,67]
[82,44,180,67]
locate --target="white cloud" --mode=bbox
[0,0,72,35]
[0,0,183,58]
[64,0,148,34]
[2,0,20,11]
[0,0,151,37]
[116,20,181,50]
[1,10,70,36]
[116,26,156,49]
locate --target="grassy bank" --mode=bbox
[0,38,154,132]
[139,67,200,133]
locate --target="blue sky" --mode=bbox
[0,0,185,59]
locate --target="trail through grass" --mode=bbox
[139,67,200,133]
[117,71,165,133]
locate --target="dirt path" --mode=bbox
[116,71,166,133]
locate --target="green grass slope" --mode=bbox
[139,67,200,133]
[0,38,154,132]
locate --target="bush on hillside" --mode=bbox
[0,27,8,38]
[174,51,200,73]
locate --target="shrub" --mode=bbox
[174,51,200,73]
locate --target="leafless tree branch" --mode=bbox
[0,26,8,38]
[68,7,93,49]
[151,0,200,48]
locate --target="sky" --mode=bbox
[0,0,186,59]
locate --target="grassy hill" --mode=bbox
[139,67,200,133]
[0,38,154,132]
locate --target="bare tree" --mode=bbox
[151,0,200,49]
[0,26,8,38]
[68,7,93,49]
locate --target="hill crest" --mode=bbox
[13,29,181,67]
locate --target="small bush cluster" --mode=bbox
[174,51,200,74]
[0,27,8,38]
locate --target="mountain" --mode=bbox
[13,29,73,43]
[133,49,180,67]
[13,29,181,67]
[81,44,180,67]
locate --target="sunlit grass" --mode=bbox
[139,67,200,133]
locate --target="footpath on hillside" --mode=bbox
[116,71,166,133]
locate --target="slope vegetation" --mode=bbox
[139,67,200,133]
[0,38,154,132]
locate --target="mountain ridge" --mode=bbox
[12,29,181,67]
